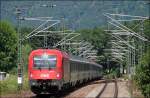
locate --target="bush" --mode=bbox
[0,73,29,95]
[23,73,30,90]
[134,49,150,98]
[0,21,17,72]
[0,74,18,95]
[104,68,120,79]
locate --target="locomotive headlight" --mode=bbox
[56,73,60,78]
[30,73,33,78]
[40,74,49,78]
[30,80,37,86]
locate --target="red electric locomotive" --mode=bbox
[28,49,102,94]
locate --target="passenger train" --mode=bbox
[28,49,102,94]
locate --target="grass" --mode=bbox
[131,78,145,98]
[121,74,144,98]
[0,72,29,95]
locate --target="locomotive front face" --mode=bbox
[28,49,64,94]
[28,49,63,80]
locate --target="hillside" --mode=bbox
[1,0,149,30]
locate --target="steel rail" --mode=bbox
[114,79,118,98]
[96,80,108,98]
[96,79,118,98]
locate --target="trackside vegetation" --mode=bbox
[0,73,29,95]
[0,21,30,95]
[134,49,150,98]
[0,21,17,72]
[133,19,150,98]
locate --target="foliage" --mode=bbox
[23,72,30,90]
[143,19,150,40]
[20,27,62,49]
[104,66,120,79]
[22,44,32,71]
[1,1,149,29]
[134,48,150,98]
[0,74,18,95]
[77,27,109,49]
[76,27,110,59]
[0,73,29,95]
[0,21,17,72]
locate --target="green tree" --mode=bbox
[134,19,150,97]
[0,21,17,72]
[135,48,150,98]
[19,27,61,49]
[77,27,109,51]
[144,19,150,40]
[76,27,110,64]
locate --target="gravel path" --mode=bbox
[99,82,116,98]
[117,80,131,98]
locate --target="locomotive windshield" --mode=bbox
[33,55,57,69]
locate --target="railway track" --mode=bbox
[96,79,118,98]
[35,79,118,98]
[1,79,119,98]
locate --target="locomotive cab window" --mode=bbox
[33,55,57,69]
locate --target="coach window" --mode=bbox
[71,61,74,72]
[74,62,77,72]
